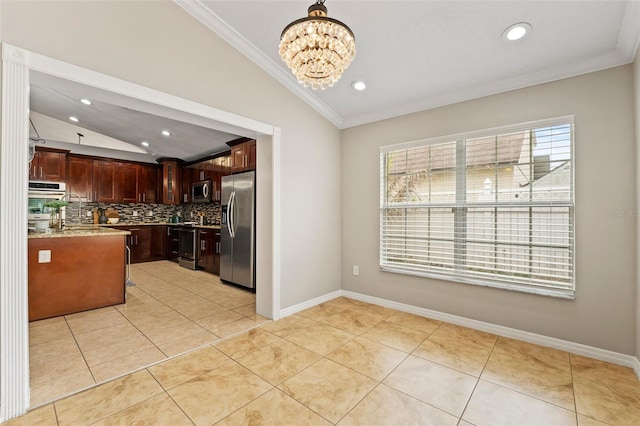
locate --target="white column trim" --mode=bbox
[0,44,31,422]
[271,127,282,320]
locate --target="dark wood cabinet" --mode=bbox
[197,229,220,274]
[151,225,166,260]
[166,226,181,262]
[213,231,221,275]
[230,140,256,173]
[28,235,125,321]
[159,159,181,205]
[124,226,151,263]
[93,160,119,203]
[30,147,68,182]
[140,165,159,204]
[180,167,196,204]
[118,163,140,204]
[66,156,94,201]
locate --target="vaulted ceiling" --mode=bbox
[180,0,640,129]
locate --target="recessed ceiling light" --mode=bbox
[502,22,532,41]
[69,116,79,122]
[80,98,92,105]
[161,130,171,136]
[141,141,150,147]
[351,80,366,91]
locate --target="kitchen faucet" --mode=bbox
[60,193,83,222]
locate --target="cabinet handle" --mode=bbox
[167,228,170,236]
[143,193,146,202]
[39,166,43,178]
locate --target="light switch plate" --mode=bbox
[38,250,51,263]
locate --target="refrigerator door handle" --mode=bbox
[231,191,237,238]
[228,191,236,238]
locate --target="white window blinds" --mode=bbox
[380,118,575,298]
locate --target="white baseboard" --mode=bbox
[281,289,639,380]
[279,289,342,318]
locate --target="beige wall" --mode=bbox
[0,0,342,309]
[342,65,636,354]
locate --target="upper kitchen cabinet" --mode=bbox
[30,147,69,182]
[92,160,119,203]
[140,165,159,204]
[158,158,182,205]
[118,163,139,204]
[66,156,94,201]
[229,139,256,173]
[117,163,159,204]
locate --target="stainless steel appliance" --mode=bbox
[191,180,212,203]
[220,171,255,289]
[28,181,66,230]
[178,225,199,270]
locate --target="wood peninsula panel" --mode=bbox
[28,235,126,321]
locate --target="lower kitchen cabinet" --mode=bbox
[151,225,166,259]
[28,235,126,321]
[120,225,166,263]
[167,226,181,262]
[124,226,151,263]
[197,229,221,274]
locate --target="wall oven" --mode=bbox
[28,181,66,231]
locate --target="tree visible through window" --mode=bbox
[380,118,574,298]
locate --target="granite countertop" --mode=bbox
[28,226,131,239]
[88,222,222,230]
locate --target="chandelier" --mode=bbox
[279,0,356,90]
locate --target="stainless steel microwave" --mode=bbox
[191,180,211,203]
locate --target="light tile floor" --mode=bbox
[28,261,262,407]
[13,296,640,425]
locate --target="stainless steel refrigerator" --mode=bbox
[220,171,255,289]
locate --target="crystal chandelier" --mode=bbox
[279,0,356,90]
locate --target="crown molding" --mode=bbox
[174,0,344,128]
[177,0,640,131]
[341,49,631,129]
[617,0,640,61]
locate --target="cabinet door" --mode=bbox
[160,160,181,205]
[67,156,94,202]
[93,160,118,203]
[136,227,152,261]
[213,231,221,275]
[167,226,180,262]
[140,165,159,204]
[181,167,195,204]
[118,163,140,204]
[39,150,67,181]
[30,149,67,181]
[231,145,245,173]
[197,232,208,269]
[247,140,256,170]
[150,226,166,260]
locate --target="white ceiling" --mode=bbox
[29,72,245,162]
[179,0,640,129]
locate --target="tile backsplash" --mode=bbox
[65,202,221,225]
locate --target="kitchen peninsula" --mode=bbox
[28,227,130,321]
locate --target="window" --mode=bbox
[380,117,574,298]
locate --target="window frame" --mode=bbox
[379,116,576,299]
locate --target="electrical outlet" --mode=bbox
[38,250,51,263]
[147,211,153,216]
[86,211,92,217]
[133,210,138,217]
[352,265,359,276]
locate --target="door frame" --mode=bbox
[0,43,281,420]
